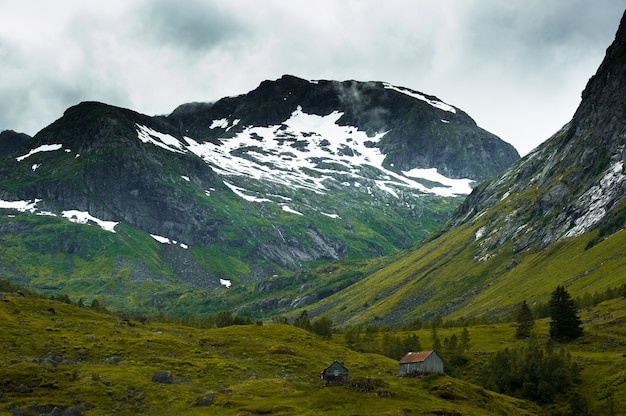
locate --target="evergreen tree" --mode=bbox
[549,286,583,341]
[443,334,459,356]
[481,338,578,404]
[460,327,471,353]
[90,298,104,312]
[381,333,422,360]
[344,326,361,348]
[431,319,442,351]
[311,316,333,338]
[515,300,535,339]
[402,334,421,354]
[381,333,402,360]
[294,310,311,330]
[215,311,234,327]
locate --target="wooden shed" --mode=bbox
[399,350,444,376]
[321,360,348,385]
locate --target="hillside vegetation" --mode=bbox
[0,291,544,416]
[2,289,626,415]
[277,213,626,326]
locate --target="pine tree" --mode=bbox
[515,300,535,339]
[402,334,421,354]
[460,327,471,353]
[294,310,311,330]
[549,286,583,341]
[344,326,361,348]
[311,316,333,338]
[431,319,442,351]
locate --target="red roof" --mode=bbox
[399,351,434,364]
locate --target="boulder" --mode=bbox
[151,370,173,384]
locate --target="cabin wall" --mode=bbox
[399,353,444,375]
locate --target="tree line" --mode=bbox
[482,285,585,406]
[285,310,334,338]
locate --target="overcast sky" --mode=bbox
[1,1,624,156]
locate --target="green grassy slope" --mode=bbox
[301,212,626,326]
[0,185,460,317]
[0,293,539,415]
[3,291,626,415]
[0,212,199,313]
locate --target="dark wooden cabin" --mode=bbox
[321,360,348,385]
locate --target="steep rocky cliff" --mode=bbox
[449,10,626,256]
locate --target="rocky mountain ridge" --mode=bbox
[0,129,30,157]
[450,13,626,255]
[0,76,519,312]
[167,75,519,181]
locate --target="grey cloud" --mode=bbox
[0,0,623,155]
[0,63,128,135]
[461,1,622,64]
[132,0,248,53]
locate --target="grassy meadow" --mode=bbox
[1,290,626,415]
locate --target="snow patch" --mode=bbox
[210,118,229,129]
[150,234,172,244]
[16,144,63,162]
[62,210,118,233]
[403,168,474,196]
[0,198,40,213]
[143,106,472,212]
[224,181,271,202]
[375,181,399,198]
[282,205,303,216]
[185,107,388,194]
[37,211,57,217]
[136,124,185,153]
[210,118,240,131]
[149,234,190,249]
[382,83,456,113]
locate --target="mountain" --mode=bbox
[0,76,518,313]
[0,129,30,157]
[166,75,518,181]
[297,10,626,325]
